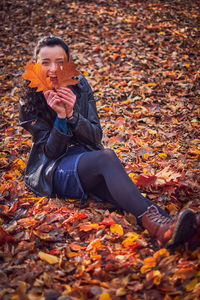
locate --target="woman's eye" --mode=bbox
[42,62,49,66]
[57,61,63,65]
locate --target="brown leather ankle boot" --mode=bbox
[141,206,197,249]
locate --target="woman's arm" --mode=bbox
[19,100,73,160]
[67,77,103,148]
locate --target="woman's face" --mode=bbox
[37,45,67,88]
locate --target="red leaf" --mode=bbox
[136,174,157,187]
[98,215,116,225]
[0,226,14,243]
[62,211,87,224]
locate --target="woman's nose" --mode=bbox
[49,63,57,72]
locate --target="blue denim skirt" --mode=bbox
[53,145,89,199]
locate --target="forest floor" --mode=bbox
[0,0,200,299]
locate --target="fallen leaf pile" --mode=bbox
[0,0,200,299]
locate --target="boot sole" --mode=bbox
[166,209,197,253]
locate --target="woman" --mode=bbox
[19,36,198,252]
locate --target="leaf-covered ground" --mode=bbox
[0,0,200,299]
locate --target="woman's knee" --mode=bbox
[97,148,117,165]
[78,148,118,172]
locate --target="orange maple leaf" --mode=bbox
[56,56,80,88]
[22,61,52,92]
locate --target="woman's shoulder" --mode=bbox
[73,75,92,92]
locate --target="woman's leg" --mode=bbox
[77,149,167,218]
[88,175,169,218]
[77,149,197,250]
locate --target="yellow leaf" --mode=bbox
[128,172,137,183]
[143,153,149,160]
[67,252,77,258]
[84,71,89,77]
[87,239,103,251]
[17,280,28,293]
[122,233,140,247]
[140,257,156,274]
[79,223,103,232]
[116,287,127,296]
[148,129,157,135]
[14,169,22,177]
[62,284,72,294]
[101,107,112,112]
[165,203,178,213]
[123,99,132,105]
[152,270,162,285]
[146,269,162,285]
[185,278,198,292]
[34,197,46,206]
[38,251,59,264]
[110,224,124,236]
[144,82,155,87]
[158,153,167,159]
[99,293,112,300]
[153,248,169,260]
[23,140,32,146]
[13,158,26,169]
[188,146,200,156]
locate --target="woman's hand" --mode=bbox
[56,87,76,119]
[44,90,67,118]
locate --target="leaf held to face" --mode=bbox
[22,56,80,92]
[57,56,80,87]
[22,61,52,92]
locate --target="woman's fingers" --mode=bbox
[44,90,67,117]
[57,91,76,107]
[44,88,75,118]
[44,90,57,103]
[57,90,75,99]
[44,88,76,106]
[57,87,76,98]
[57,87,73,93]
[48,95,61,107]
[44,90,54,98]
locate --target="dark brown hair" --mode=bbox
[20,36,70,117]
[34,36,70,60]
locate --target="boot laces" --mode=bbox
[147,206,172,225]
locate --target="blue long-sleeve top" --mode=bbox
[54,116,68,134]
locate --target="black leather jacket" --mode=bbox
[19,76,103,197]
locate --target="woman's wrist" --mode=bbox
[57,113,67,119]
[67,113,73,119]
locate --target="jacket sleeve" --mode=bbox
[19,101,73,160]
[67,77,103,148]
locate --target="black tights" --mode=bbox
[77,149,169,221]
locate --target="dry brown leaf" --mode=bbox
[56,56,80,87]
